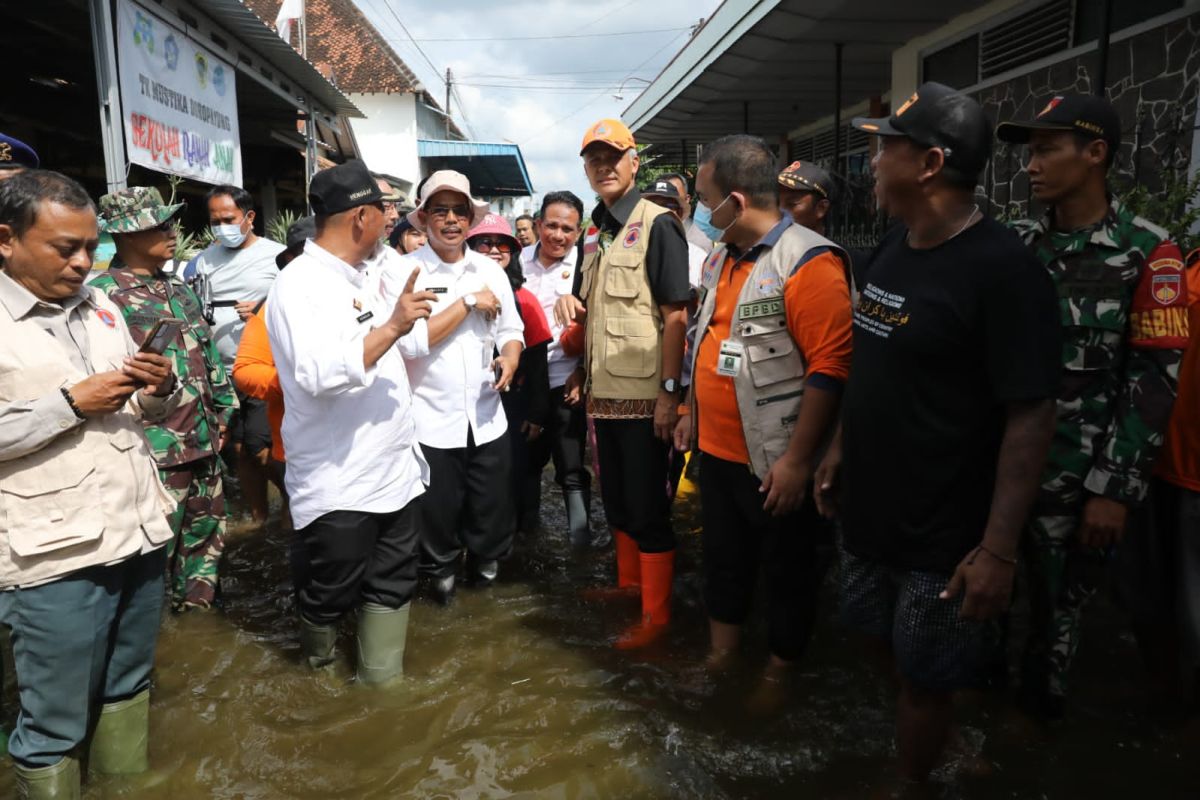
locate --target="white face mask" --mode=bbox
[212,222,248,249]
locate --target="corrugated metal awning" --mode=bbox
[193,0,361,118]
[418,139,534,197]
[623,0,989,162]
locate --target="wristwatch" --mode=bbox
[661,377,679,394]
[463,293,478,310]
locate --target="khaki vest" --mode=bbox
[690,223,849,478]
[0,288,174,589]
[579,198,675,401]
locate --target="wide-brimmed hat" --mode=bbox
[98,186,184,234]
[406,170,489,231]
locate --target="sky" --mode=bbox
[350,0,723,214]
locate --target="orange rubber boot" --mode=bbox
[614,550,674,650]
[581,530,641,602]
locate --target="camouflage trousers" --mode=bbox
[1020,512,1108,707]
[160,457,226,610]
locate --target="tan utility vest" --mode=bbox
[579,198,676,401]
[690,223,849,478]
[0,288,174,589]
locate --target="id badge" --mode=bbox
[716,340,744,377]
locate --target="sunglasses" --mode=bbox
[151,220,175,233]
[472,237,514,254]
[428,204,472,220]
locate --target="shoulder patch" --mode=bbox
[1129,240,1189,349]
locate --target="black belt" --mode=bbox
[209,300,240,308]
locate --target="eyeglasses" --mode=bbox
[428,204,472,220]
[471,237,514,254]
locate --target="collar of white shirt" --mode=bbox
[520,242,577,272]
[302,239,369,287]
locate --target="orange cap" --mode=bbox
[580,118,636,155]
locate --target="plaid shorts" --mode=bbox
[839,546,996,691]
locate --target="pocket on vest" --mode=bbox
[745,331,799,388]
[604,255,643,299]
[2,459,104,557]
[605,317,657,378]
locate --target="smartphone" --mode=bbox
[138,318,184,355]
[493,363,510,392]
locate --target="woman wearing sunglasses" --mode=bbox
[466,214,553,535]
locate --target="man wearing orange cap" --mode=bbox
[556,119,691,649]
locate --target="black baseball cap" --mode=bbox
[995,93,1121,151]
[309,159,385,216]
[641,179,682,202]
[852,82,992,177]
[778,160,833,199]
[276,214,316,268]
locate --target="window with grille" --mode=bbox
[921,0,1184,87]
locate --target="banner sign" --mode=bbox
[116,0,242,186]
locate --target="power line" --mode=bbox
[372,0,442,84]
[383,27,689,43]
[456,69,650,78]
[520,28,690,147]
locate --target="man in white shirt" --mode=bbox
[518,190,595,546]
[388,171,524,604]
[266,159,435,685]
[193,185,285,525]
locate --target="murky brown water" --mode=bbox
[2,474,1199,798]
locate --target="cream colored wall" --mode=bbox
[890,0,1027,100]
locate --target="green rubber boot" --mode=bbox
[14,756,80,799]
[88,689,149,775]
[355,602,409,686]
[299,616,338,670]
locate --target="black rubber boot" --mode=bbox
[565,489,591,549]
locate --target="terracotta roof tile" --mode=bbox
[243,0,421,95]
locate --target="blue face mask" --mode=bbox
[693,195,734,242]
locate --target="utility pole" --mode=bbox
[300,0,316,210]
[445,67,453,138]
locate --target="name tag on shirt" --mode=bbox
[738,298,784,320]
[717,340,744,377]
[357,311,374,324]
[428,286,449,294]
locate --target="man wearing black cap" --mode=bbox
[814,82,1061,783]
[777,160,833,236]
[997,93,1189,720]
[266,159,437,685]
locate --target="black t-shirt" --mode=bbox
[572,190,692,306]
[841,217,1060,574]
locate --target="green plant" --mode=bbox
[265,209,300,245]
[1116,167,1200,254]
[174,225,213,261]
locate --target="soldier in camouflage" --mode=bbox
[999,94,1189,718]
[91,187,239,611]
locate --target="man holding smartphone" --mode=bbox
[386,171,524,604]
[92,187,239,611]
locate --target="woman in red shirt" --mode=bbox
[467,215,553,529]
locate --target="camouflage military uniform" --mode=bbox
[1012,197,1188,713]
[92,187,239,610]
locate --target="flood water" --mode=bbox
[2,473,1199,798]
